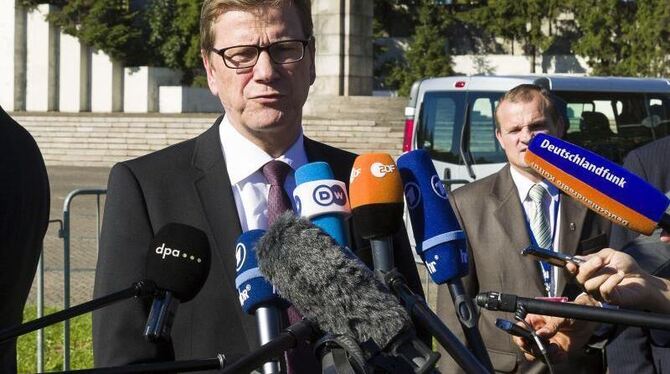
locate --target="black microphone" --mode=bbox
[0,223,210,343]
[476,292,670,330]
[256,212,439,373]
[143,223,211,342]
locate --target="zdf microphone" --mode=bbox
[349,153,404,240]
[144,223,211,342]
[525,133,670,235]
[293,161,351,247]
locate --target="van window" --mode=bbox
[417,91,507,165]
[417,88,670,167]
[557,91,670,163]
[417,92,465,163]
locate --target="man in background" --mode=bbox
[436,84,610,373]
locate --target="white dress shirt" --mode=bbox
[219,115,308,232]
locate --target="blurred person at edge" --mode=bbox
[0,106,50,373]
[91,0,426,372]
[436,84,611,373]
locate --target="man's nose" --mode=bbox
[520,127,534,143]
[253,50,279,81]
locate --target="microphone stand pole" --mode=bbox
[383,270,492,374]
[0,280,157,343]
[221,320,316,374]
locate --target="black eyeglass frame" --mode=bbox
[211,37,312,69]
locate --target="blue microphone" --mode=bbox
[293,162,351,247]
[235,230,284,374]
[397,150,468,284]
[397,149,494,371]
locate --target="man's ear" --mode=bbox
[495,128,505,150]
[308,37,316,85]
[201,49,219,96]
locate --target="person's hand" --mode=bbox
[512,294,598,363]
[566,248,670,313]
[661,229,669,243]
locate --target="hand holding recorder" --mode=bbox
[566,248,670,314]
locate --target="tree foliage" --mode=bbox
[460,0,562,73]
[386,0,454,96]
[569,0,670,77]
[21,0,204,84]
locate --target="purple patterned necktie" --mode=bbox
[261,160,319,373]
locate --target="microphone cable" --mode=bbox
[514,305,554,374]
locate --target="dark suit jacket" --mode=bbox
[92,116,425,369]
[436,164,610,373]
[607,135,670,374]
[0,107,50,373]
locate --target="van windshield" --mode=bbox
[417,90,670,165]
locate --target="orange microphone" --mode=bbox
[349,153,405,242]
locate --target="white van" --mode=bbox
[403,75,670,190]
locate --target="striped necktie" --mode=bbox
[529,184,552,249]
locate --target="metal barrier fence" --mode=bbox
[36,188,106,372]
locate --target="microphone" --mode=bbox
[0,223,210,344]
[525,133,670,234]
[476,291,670,331]
[397,149,493,371]
[234,229,285,374]
[143,223,211,342]
[293,161,351,247]
[349,153,404,272]
[256,212,440,373]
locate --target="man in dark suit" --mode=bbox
[92,0,424,371]
[606,135,670,374]
[436,84,610,373]
[0,106,50,373]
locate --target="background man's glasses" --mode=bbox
[211,38,311,69]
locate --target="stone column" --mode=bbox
[0,0,27,111]
[59,32,91,112]
[311,0,372,96]
[26,4,59,111]
[91,49,123,112]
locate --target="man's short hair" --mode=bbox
[494,84,560,131]
[200,0,313,53]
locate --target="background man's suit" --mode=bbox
[606,135,670,374]
[0,107,50,373]
[436,164,610,373]
[92,116,425,368]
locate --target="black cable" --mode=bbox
[514,306,554,374]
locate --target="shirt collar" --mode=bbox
[509,166,560,203]
[219,114,307,185]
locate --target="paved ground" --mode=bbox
[27,165,439,309]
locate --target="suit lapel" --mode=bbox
[191,117,258,350]
[555,192,588,296]
[492,166,546,293]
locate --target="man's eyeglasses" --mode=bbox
[211,38,311,69]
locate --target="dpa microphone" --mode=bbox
[294,161,351,247]
[525,133,670,235]
[144,223,211,342]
